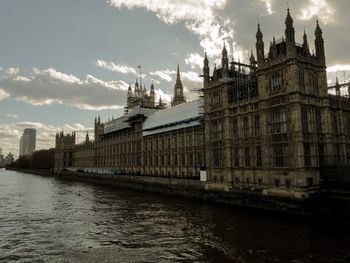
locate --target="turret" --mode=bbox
[335,77,341,96]
[203,52,210,85]
[256,23,265,65]
[150,82,155,102]
[315,20,326,65]
[85,131,89,143]
[222,43,229,77]
[269,36,277,59]
[302,30,310,55]
[159,96,163,108]
[127,83,132,97]
[213,64,218,81]
[171,64,186,107]
[285,8,296,56]
[249,50,257,72]
[134,78,139,95]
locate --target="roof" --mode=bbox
[143,99,203,136]
[103,106,158,134]
[127,105,158,120]
[104,115,130,134]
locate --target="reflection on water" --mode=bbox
[1,169,350,263]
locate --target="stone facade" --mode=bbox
[54,65,204,179]
[203,9,350,193]
[55,10,350,197]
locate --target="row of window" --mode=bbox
[212,145,285,167]
[299,70,319,95]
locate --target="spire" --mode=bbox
[150,81,155,105]
[127,83,132,97]
[176,63,181,83]
[256,23,263,40]
[303,30,308,44]
[285,8,293,27]
[335,76,341,96]
[222,42,228,56]
[134,78,139,94]
[303,30,310,55]
[256,23,265,65]
[203,52,210,85]
[315,20,325,65]
[222,43,229,77]
[315,20,322,36]
[285,8,295,44]
[204,52,209,65]
[172,64,186,107]
[213,63,218,80]
[85,131,89,143]
[250,49,257,68]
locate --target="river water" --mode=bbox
[1,169,350,263]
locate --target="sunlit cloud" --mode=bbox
[96,59,137,75]
[108,0,229,57]
[299,0,333,24]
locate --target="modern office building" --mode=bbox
[19,128,36,156]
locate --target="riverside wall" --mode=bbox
[54,171,318,215]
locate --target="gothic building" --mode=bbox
[55,65,204,178]
[55,10,350,198]
[203,9,350,194]
[171,65,186,107]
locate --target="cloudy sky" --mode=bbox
[0,0,349,156]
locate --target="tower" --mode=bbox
[171,64,186,107]
[302,30,310,55]
[249,50,257,72]
[285,8,296,56]
[222,43,229,77]
[127,83,132,97]
[203,52,210,86]
[315,20,326,65]
[85,131,89,143]
[256,23,265,66]
[150,82,155,104]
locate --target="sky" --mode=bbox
[0,0,349,157]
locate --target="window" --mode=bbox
[316,110,322,133]
[232,117,239,138]
[336,144,341,162]
[234,147,239,167]
[307,177,314,188]
[332,113,338,135]
[304,143,311,167]
[274,144,286,167]
[256,146,262,167]
[318,143,325,165]
[299,70,305,93]
[212,91,221,107]
[245,147,250,167]
[274,178,280,188]
[347,116,350,135]
[271,73,283,91]
[254,114,260,136]
[212,141,222,167]
[212,119,223,140]
[301,107,308,133]
[271,109,287,134]
[243,117,249,138]
[286,178,291,189]
[312,74,319,95]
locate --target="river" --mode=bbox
[1,169,350,263]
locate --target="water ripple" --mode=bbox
[1,169,350,262]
